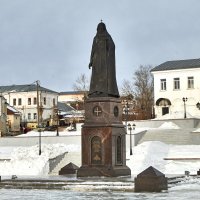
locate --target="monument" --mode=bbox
[77,22,131,177]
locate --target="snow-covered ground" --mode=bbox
[0,143,80,176]
[0,122,200,198]
[0,139,200,176]
[154,111,200,120]
[127,141,200,175]
[0,122,200,176]
[0,177,199,200]
[16,123,83,137]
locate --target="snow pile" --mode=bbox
[127,141,169,174]
[192,128,200,133]
[156,111,194,120]
[1,138,200,176]
[127,141,200,175]
[158,122,180,129]
[0,144,79,176]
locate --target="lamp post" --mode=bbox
[123,101,129,132]
[38,124,43,155]
[57,109,59,136]
[128,123,134,155]
[182,97,188,119]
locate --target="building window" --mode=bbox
[33,113,37,120]
[28,113,31,120]
[160,79,166,91]
[34,97,37,105]
[13,98,16,106]
[44,97,46,105]
[174,78,180,90]
[188,76,194,89]
[18,98,22,105]
[53,98,55,106]
[28,98,31,105]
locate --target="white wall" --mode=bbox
[152,68,200,118]
[3,91,58,123]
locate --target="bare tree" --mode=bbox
[73,73,89,92]
[133,65,154,119]
[121,79,134,97]
[121,65,154,119]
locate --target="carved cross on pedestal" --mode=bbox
[93,106,102,116]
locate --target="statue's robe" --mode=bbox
[88,27,119,98]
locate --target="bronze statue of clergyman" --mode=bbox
[88,21,119,98]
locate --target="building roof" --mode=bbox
[0,84,58,94]
[151,58,200,72]
[7,105,21,115]
[57,102,76,113]
[59,91,86,95]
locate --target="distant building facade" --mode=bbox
[0,84,58,128]
[0,95,7,136]
[7,105,21,133]
[151,58,200,118]
[59,91,86,110]
[57,102,84,125]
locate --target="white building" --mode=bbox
[151,58,200,119]
[59,91,85,104]
[0,84,58,128]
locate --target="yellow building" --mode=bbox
[7,105,21,133]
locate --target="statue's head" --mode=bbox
[97,22,106,33]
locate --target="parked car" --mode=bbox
[44,125,57,131]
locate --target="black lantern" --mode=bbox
[182,97,188,119]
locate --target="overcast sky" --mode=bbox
[1,0,200,92]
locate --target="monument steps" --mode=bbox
[138,128,200,145]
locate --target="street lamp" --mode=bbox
[38,124,43,155]
[123,101,129,132]
[182,97,188,119]
[196,102,200,110]
[127,123,136,155]
[57,109,59,136]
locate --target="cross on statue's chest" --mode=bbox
[93,106,102,116]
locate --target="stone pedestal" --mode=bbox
[135,166,168,192]
[77,97,131,177]
[59,162,79,175]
